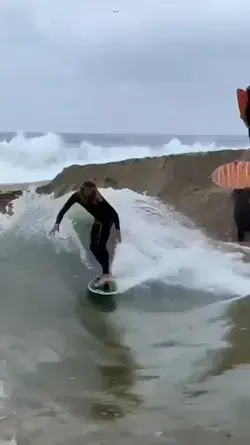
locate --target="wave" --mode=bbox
[38,146,250,243]
[0,131,247,184]
[2,187,250,299]
[1,163,250,440]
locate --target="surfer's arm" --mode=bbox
[55,193,78,225]
[109,206,120,231]
[109,205,121,242]
[102,197,121,231]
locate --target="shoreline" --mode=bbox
[0,180,49,193]
[0,180,49,215]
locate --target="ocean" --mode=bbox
[0,132,250,444]
[1,131,249,183]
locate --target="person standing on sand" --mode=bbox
[232,85,250,242]
[49,180,121,289]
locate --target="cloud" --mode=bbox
[0,0,250,133]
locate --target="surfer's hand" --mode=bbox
[49,224,59,235]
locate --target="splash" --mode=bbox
[0,131,246,184]
[2,186,250,298]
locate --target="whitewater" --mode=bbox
[1,132,250,443]
[0,131,249,183]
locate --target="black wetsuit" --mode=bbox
[231,87,250,241]
[230,87,250,241]
[55,192,120,274]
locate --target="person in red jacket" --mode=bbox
[50,179,121,288]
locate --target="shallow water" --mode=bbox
[0,188,250,443]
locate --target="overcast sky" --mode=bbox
[1,0,250,134]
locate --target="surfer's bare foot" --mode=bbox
[94,275,112,288]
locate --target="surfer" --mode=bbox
[49,180,121,288]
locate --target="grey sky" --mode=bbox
[1,0,250,133]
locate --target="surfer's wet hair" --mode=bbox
[80,179,97,190]
[79,179,102,204]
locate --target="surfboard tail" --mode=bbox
[212,161,250,189]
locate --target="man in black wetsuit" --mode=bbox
[232,85,250,242]
[50,179,121,288]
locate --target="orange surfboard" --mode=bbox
[237,88,248,127]
[212,161,250,189]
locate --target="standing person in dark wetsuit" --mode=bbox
[50,180,121,288]
[232,85,250,242]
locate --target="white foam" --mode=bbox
[0,131,246,184]
[2,187,250,299]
